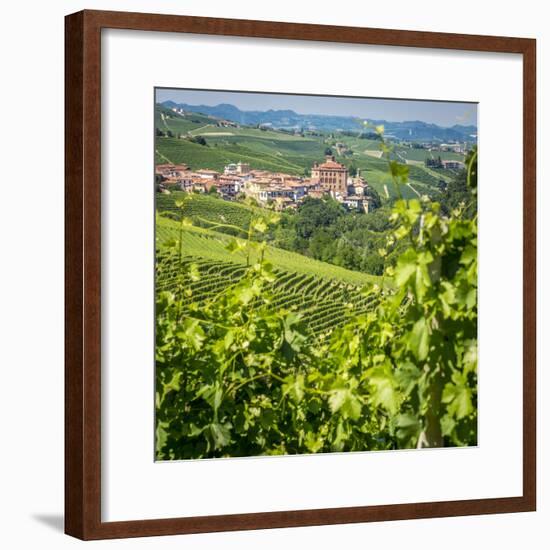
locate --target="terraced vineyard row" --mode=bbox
[155,137,309,174]
[157,192,263,234]
[155,105,214,135]
[157,215,378,286]
[156,254,378,335]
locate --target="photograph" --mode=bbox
[154,88,478,461]
[1,1,541,545]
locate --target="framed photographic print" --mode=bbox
[65,10,536,540]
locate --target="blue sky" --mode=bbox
[156,88,477,128]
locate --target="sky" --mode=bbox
[156,88,477,128]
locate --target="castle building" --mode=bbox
[311,155,348,195]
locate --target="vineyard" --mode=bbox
[155,108,458,200]
[156,192,263,234]
[157,254,377,335]
[156,210,379,335]
[155,105,214,134]
[154,106,478,461]
[156,215,377,286]
[155,181,478,460]
[155,134,324,175]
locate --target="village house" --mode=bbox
[273,197,298,211]
[347,169,369,197]
[350,183,368,196]
[194,169,219,180]
[307,188,325,199]
[441,160,465,170]
[258,187,296,203]
[342,195,372,213]
[176,173,195,191]
[241,170,311,208]
[216,176,243,199]
[224,161,251,176]
[439,143,466,154]
[188,176,215,193]
[155,163,190,178]
[217,119,239,128]
[155,163,193,190]
[236,162,250,175]
[285,182,308,201]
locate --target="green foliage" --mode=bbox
[294,197,344,240]
[156,253,377,337]
[189,135,208,146]
[155,121,477,460]
[155,149,478,458]
[269,203,402,276]
[440,147,478,217]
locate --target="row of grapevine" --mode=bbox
[156,253,377,336]
[156,192,262,234]
[156,215,378,286]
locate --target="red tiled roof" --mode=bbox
[316,160,346,170]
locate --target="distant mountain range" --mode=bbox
[160,100,477,142]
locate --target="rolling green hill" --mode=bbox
[155,105,214,135]
[156,215,379,335]
[155,136,315,174]
[156,192,263,233]
[157,254,378,335]
[155,100,467,205]
[156,215,377,287]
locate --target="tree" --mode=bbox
[295,197,344,239]
[361,251,384,275]
[363,186,383,210]
[308,229,336,262]
[440,147,477,217]
[194,136,208,146]
[324,147,333,156]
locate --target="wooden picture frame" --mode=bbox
[65,9,536,540]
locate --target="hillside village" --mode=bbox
[156,154,377,213]
[155,109,472,210]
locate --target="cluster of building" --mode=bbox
[407,141,470,155]
[425,158,465,170]
[156,155,373,212]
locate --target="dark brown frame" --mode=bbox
[65,9,537,540]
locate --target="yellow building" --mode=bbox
[311,155,348,195]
